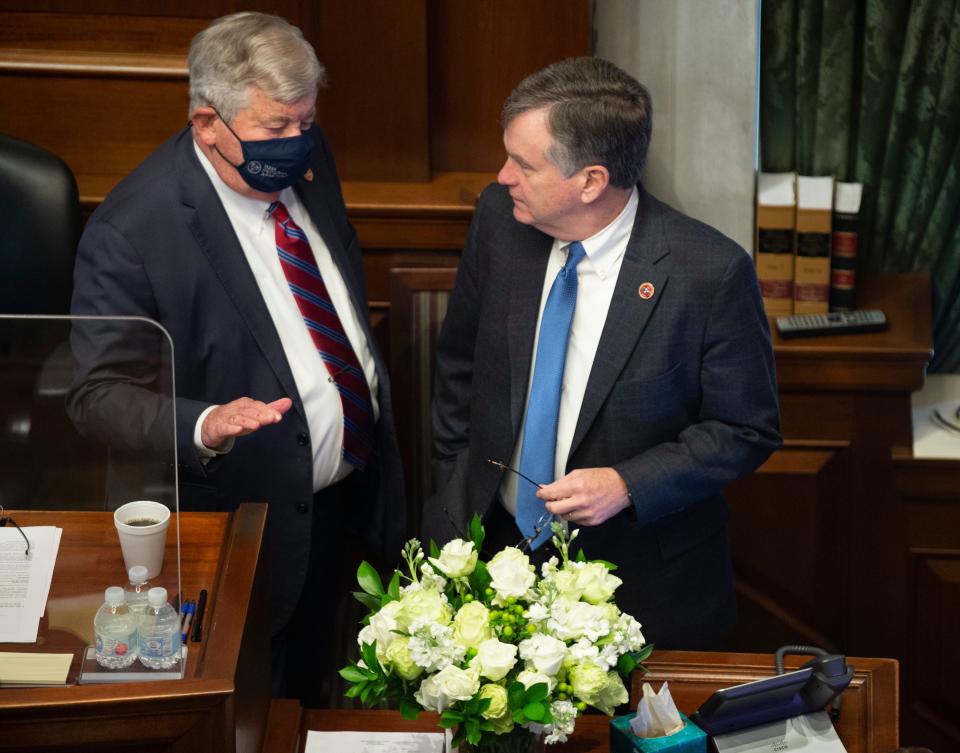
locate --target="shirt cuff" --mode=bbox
[194,404,235,460]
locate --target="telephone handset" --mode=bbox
[689,645,854,736]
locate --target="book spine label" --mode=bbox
[830,215,859,311]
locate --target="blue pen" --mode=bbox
[180,601,195,643]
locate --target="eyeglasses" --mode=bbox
[486,459,556,552]
[930,405,960,435]
[0,505,30,558]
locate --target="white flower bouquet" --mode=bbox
[340,515,651,750]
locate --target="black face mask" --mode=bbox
[213,108,314,193]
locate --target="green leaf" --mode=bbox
[338,666,369,683]
[575,548,587,562]
[634,644,654,663]
[469,513,485,551]
[469,560,492,594]
[344,684,363,698]
[359,684,372,705]
[512,710,528,725]
[441,710,463,726]
[360,642,381,675]
[430,539,441,558]
[357,561,385,597]
[352,591,382,612]
[388,570,401,599]
[523,701,545,721]
[399,697,420,720]
[508,682,526,709]
[593,559,619,571]
[525,682,549,703]
[617,653,636,677]
[465,718,481,745]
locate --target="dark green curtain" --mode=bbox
[761,0,960,370]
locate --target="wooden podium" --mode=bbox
[0,504,270,753]
[262,650,898,753]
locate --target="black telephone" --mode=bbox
[689,645,854,736]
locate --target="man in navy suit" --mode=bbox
[68,12,404,703]
[426,57,780,649]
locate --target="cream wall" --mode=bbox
[595,0,759,253]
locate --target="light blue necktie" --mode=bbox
[516,241,587,549]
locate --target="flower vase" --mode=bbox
[458,728,545,753]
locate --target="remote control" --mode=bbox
[775,309,887,338]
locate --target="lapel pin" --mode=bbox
[638,282,655,300]
[303,168,314,182]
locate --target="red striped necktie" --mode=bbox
[269,200,374,470]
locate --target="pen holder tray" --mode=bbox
[77,645,187,684]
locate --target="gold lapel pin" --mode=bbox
[638,282,655,300]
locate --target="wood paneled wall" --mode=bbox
[0,2,591,189]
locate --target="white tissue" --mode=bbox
[629,681,685,738]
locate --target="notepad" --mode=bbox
[0,651,72,686]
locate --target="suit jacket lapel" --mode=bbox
[175,134,306,420]
[508,232,553,433]
[568,188,671,462]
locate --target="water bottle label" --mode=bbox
[141,635,176,657]
[96,632,136,658]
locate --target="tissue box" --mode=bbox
[610,712,707,753]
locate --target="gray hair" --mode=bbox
[188,12,325,122]
[501,57,652,189]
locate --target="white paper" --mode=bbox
[712,710,847,753]
[305,730,445,753]
[0,526,62,642]
[912,374,960,459]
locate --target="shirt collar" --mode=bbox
[562,186,639,280]
[192,139,294,226]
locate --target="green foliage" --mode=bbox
[469,512,485,551]
[357,561,384,597]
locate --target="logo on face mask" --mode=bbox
[213,108,314,193]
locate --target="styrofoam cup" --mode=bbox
[113,500,171,579]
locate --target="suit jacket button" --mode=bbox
[297,432,309,446]
[296,502,309,513]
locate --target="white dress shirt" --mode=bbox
[193,141,379,491]
[500,187,639,514]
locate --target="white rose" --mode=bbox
[517,668,555,693]
[361,599,403,651]
[518,633,567,676]
[453,601,492,648]
[574,562,622,604]
[487,547,535,600]
[397,587,451,631]
[548,568,584,601]
[473,637,518,681]
[415,664,480,712]
[429,539,478,578]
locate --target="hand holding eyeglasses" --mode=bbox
[538,467,632,527]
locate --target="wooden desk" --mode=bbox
[262,650,898,753]
[0,504,270,753]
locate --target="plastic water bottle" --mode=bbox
[139,586,182,669]
[124,565,151,617]
[94,586,139,668]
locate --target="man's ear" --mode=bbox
[191,106,219,146]
[580,165,610,204]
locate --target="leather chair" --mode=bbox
[0,133,79,315]
[0,134,84,508]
